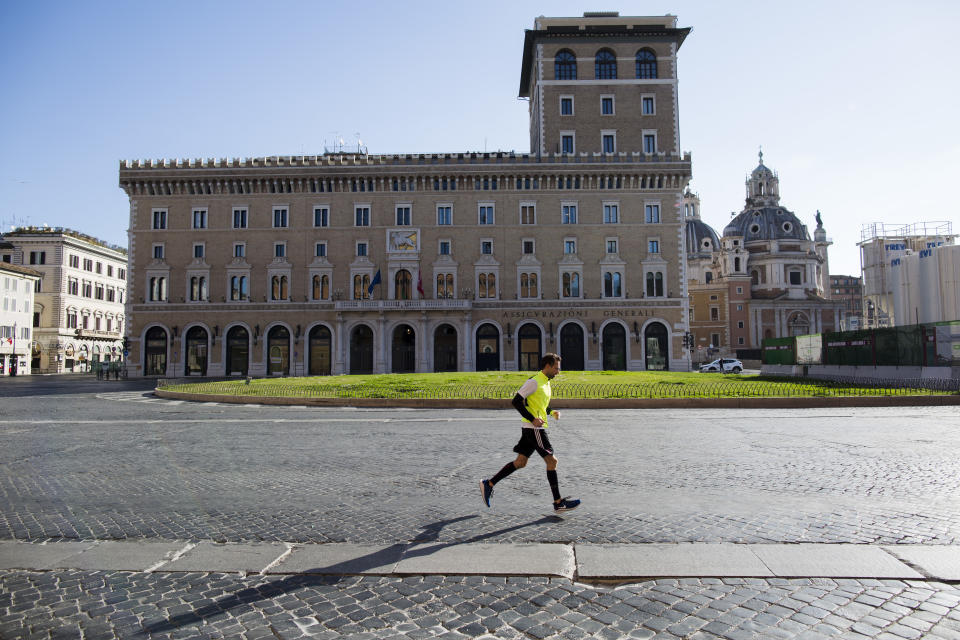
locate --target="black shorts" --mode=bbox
[513,428,554,458]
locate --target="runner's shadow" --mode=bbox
[138,513,559,636]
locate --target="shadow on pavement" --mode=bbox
[139,513,560,636]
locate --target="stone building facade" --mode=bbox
[120,12,694,377]
[684,155,843,357]
[2,229,127,373]
[0,260,40,376]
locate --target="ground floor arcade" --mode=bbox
[129,302,689,377]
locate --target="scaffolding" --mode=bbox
[858,221,955,328]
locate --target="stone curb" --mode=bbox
[3,541,959,582]
[154,389,960,409]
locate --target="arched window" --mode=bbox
[353,274,370,300]
[313,275,322,300]
[395,269,412,300]
[190,277,199,301]
[519,273,538,299]
[595,49,617,79]
[751,270,760,285]
[271,276,280,300]
[445,274,454,298]
[604,272,622,297]
[562,272,580,297]
[646,272,664,297]
[636,48,657,78]
[555,49,577,80]
[478,273,496,299]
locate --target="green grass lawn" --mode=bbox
[158,370,949,399]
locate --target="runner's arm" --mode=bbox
[512,378,538,422]
[512,394,536,422]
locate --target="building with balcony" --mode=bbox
[2,228,128,373]
[120,12,695,377]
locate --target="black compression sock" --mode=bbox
[547,469,561,501]
[490,461,518,485]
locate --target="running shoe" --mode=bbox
[480,479,493,507]
[554,497,580,512]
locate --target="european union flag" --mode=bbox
[367,269,381,296]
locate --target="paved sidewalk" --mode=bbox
[4,540,960,582]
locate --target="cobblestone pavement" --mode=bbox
[3,570,960,640]
[1,389,960,545]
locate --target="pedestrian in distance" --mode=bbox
[480,353,580,513]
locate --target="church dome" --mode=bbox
[686,217,720,256]
[723,206,809,241]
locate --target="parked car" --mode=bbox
[699,358,743,374]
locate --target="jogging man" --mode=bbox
[480,353,580,512]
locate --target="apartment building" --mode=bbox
[0,259,41,375]
[3,228,128,373]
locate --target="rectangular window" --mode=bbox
[607,239,618,254]
[152,209,167,229]
[29,251,46,265]
[642,96,655,115]
[479,205,494,225]
[562,204,578,224]
[561,134,574,154]
[602,134,616,153]
[481,240,493,255]
[789,271,802,285]
[437,206,452,225]
[643,133,657,154]
[560,96,573,115]
[192,209,207,229]
[273,208,288,228]
[107,265,113,277]
[69,255,79,268]
[153,245,164,259]
[648,240,659,253]
[439,240,451,255]
[737,304,743,311]
[234,243,245,258]
[603,204,619,224]
[274,243,286,258]
[736,286,743,294]
[118,268,125,280]
[645,204,661,223]
[94,285,104,300]
[68,278,78,295]
[315,242,327,257]
[711,308,719,321]
[738,321,744,329]
[601,96,614,115]
[233,208,248,229]
[193,244,204,259]
[396,206,411,226]
[520,204,535,224]
[355,206,370,226]
[313,207,329,227]
[564,240,576,254]
[522,240,534,254]
[738,337,745,345]
[356,242,368,257]
[83,259,93,271]
[95,262,102,274]
[711,333,721,347]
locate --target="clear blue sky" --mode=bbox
[2,0,958,277]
